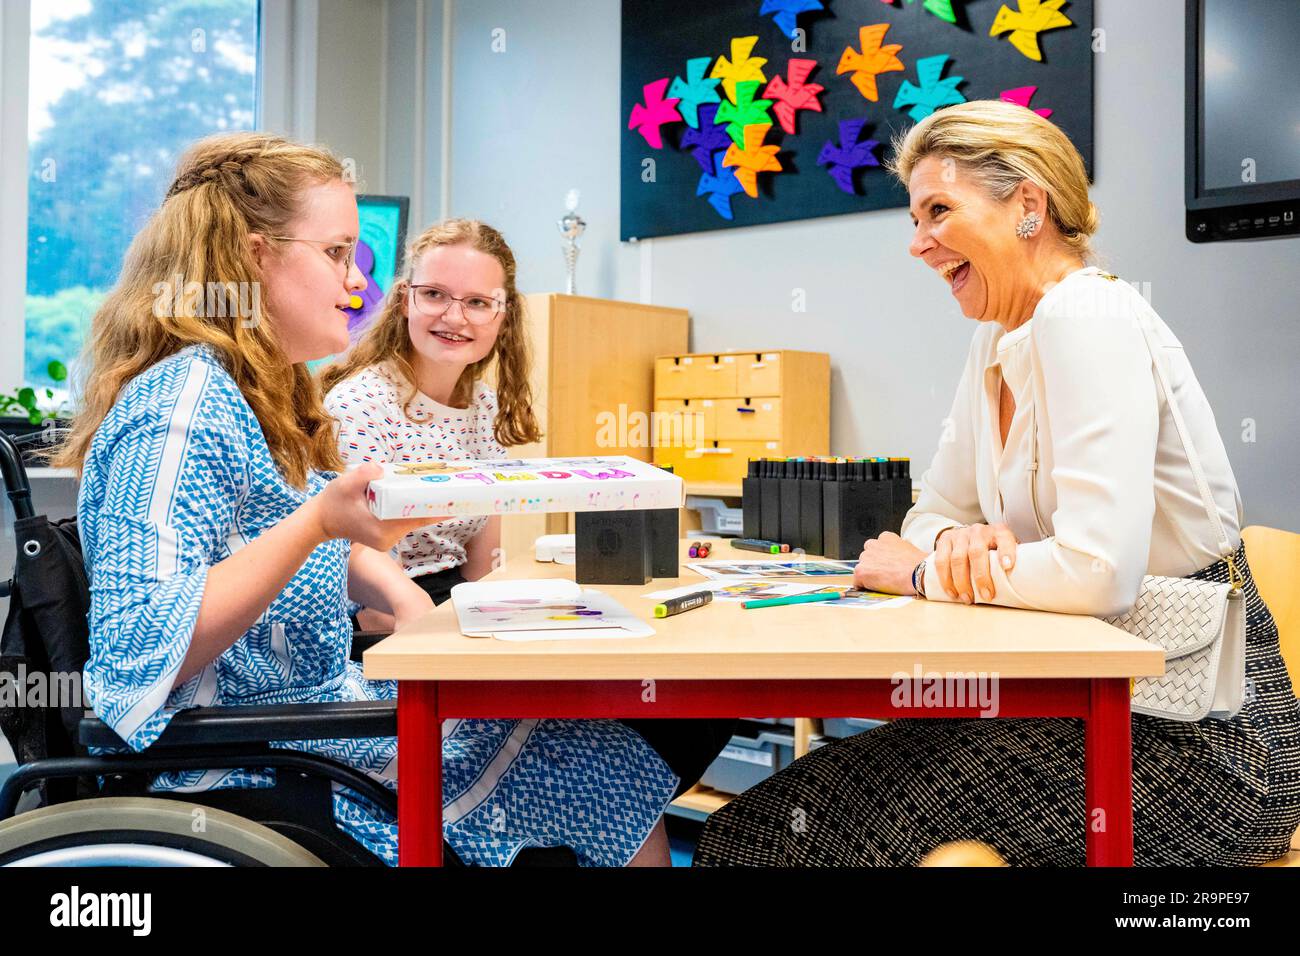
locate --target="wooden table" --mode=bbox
[365,541,1164,867]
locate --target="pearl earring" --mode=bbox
[1015,212,1043,239]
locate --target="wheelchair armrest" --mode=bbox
[351,629,393,655]
[77,699,397,750]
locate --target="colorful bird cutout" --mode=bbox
[763,58,824,135]
[1000,85,1052,118]
[711,36,768,104]
[628,77,682,149]
[697,150,746,220]
[759,0,825,40]
[817,118,881,195]
[668,57,721,129]
[880,0,960,25]
[715,80,774,147]
[723,123,782,198]
[680,103,733,172]
[837,24,904,103]
[893,54,966,121]
[989,0,1073,62]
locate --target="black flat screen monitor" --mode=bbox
[1185,0,1300,242]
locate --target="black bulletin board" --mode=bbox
[620,0,1094,240]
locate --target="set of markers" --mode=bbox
[742,456,913,560]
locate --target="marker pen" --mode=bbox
[732,538,789,554]
[654,590,714,618]
[741,590,843,610]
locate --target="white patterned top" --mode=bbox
[325,361,507,577]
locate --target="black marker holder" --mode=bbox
[575,510,652,585]
[739,457,912,559]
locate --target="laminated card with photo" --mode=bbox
[450,580,654,640]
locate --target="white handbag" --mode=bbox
[1025,278,1246,722]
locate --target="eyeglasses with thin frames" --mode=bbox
[408,284,503,325]
[268,236,357,272]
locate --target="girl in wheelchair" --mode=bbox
[52,132,678,866]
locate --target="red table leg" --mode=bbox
[397,681,442,867]
[1085,678,1134,866]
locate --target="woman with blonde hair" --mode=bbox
[694,100,1300,866]
[58,132,679,866]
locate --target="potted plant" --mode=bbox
[0,360,71,466]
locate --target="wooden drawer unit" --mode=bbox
[655,398,717,445]
[736,351,783,396]
[716,397,781,441]
[702,353,741,395]
[654,356,697,399]
[654,349,828,485]
[655,354,739,398]
[681,440,781,483]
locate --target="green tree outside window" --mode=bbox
[25,0,259,390]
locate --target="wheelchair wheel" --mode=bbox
[0,797,327,866]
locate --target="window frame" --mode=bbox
[0,0,317,393]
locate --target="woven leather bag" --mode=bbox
[1103,573,1243,720]
[1027,275,1245,721]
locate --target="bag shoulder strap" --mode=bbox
[1121,280,1236,563]
[1026,272,1240,582]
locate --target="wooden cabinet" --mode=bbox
[716,397,781,441]
[494,294,689,561]
[653,350,829,485]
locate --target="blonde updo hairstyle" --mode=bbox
[886,100,1099,263]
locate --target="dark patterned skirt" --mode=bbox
[693,542,1300,866]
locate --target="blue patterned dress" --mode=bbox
[79,344,678,866]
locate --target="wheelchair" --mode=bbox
[0,429,577,867]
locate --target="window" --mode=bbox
[24,0,259,391]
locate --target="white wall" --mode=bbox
[384,0,447,227]
[389,0,1300,531]
[315,0,386,191]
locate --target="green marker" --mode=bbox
[741,591,844,610]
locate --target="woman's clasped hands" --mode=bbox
[853,523,1019,603]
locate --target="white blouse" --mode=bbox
[325,362,506,578]
[902,265,1243,616]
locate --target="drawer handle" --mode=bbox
[751,362,766,368]
[736,407,755,414]
[698,447,733,455]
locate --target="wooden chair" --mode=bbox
[919,841,1007,867]
[1243,525,1300,866]
[1243,526,1300,692]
